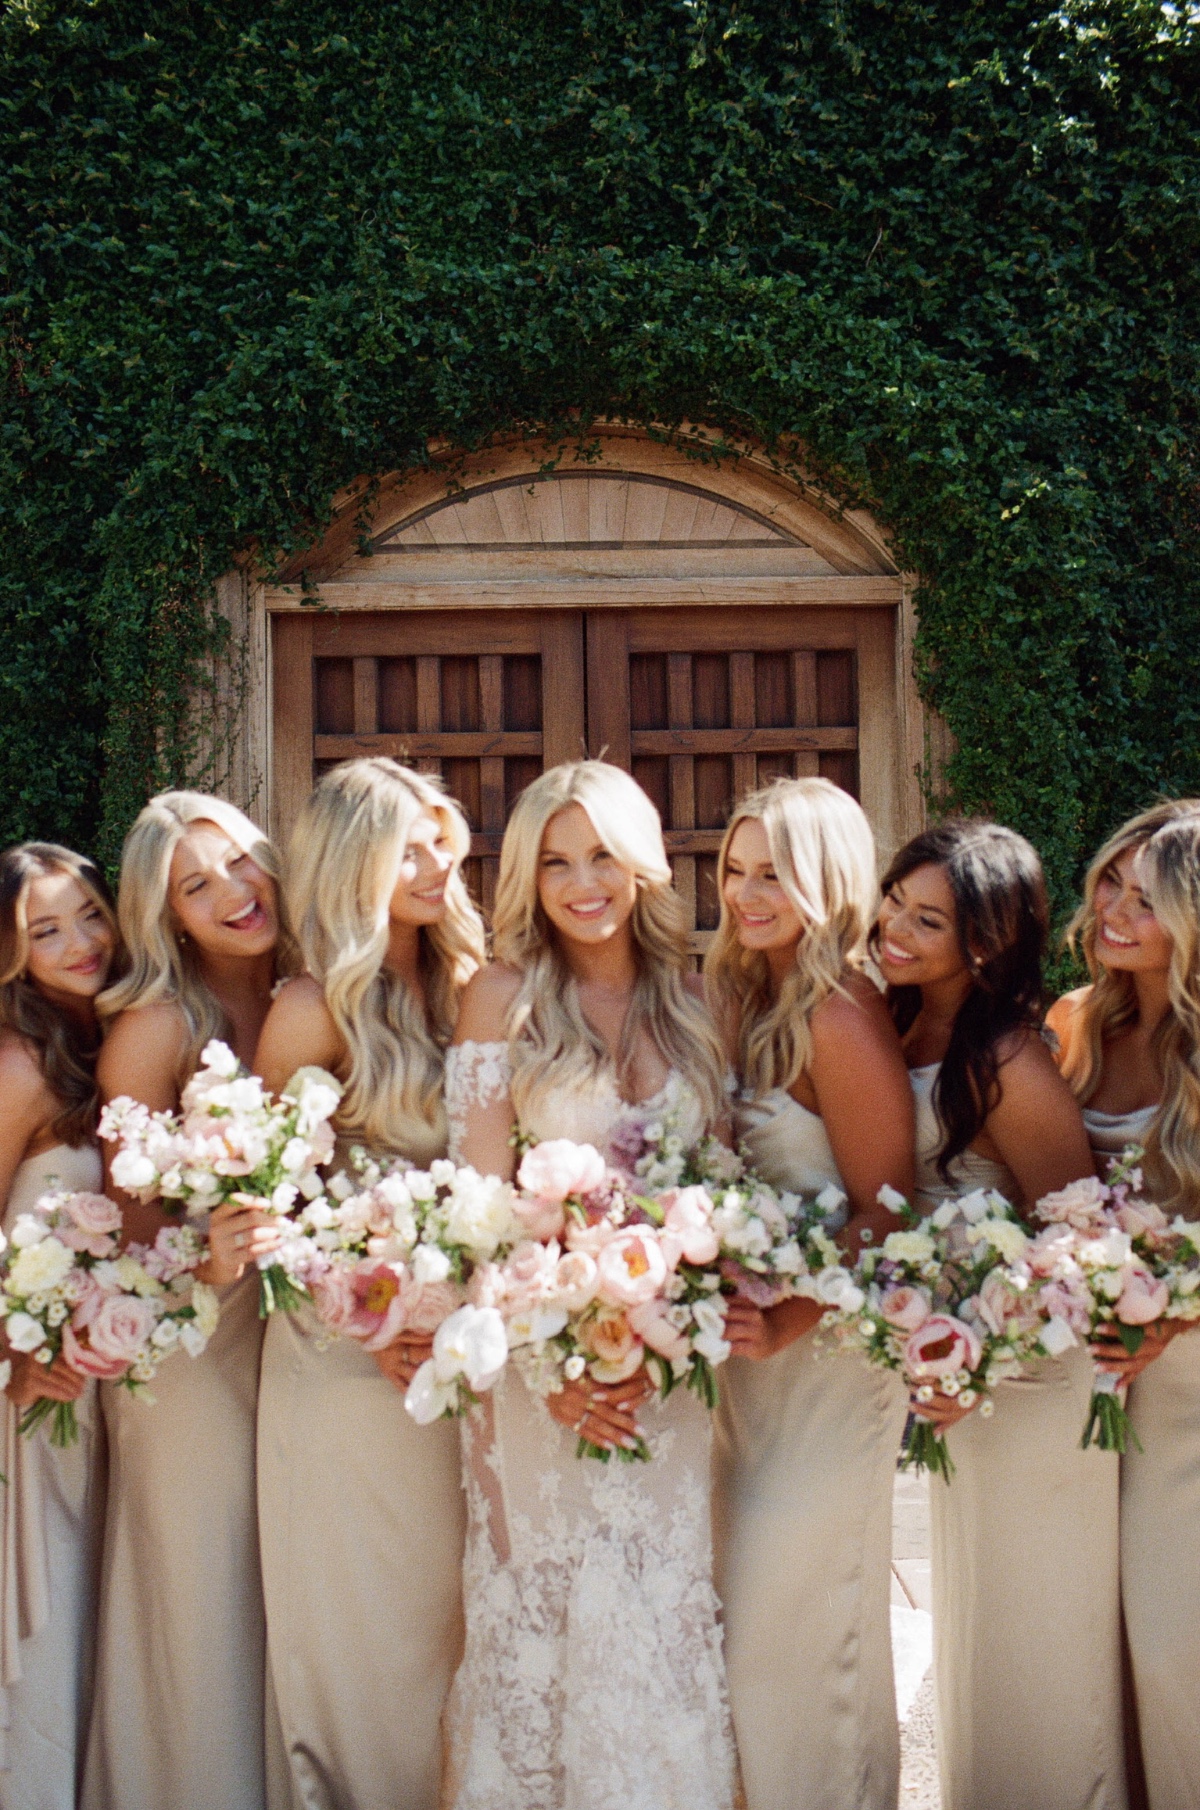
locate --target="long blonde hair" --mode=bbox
[0,843,123,1143]
[705,777,878,1098]
[491,761,726,1126]
[99,792,297,1085]
[1063,798,1200,1212]
[285,759,485,1160]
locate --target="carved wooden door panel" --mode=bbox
[272,610,584,911]
[586,607,893,953]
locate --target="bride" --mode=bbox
[442,760,736,1810]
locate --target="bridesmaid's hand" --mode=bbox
[547,1374,648,1451]
[6,1350,86,1408]
[724,1295,823,1360]
[1089,1318,1184,1384]
[373,1336,434,1392]
[910,1387,975,1430]
[201,1197,281,1288]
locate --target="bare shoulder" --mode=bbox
[0,1031,53,1110]
[255,977,343,1089]
[98,1001,188,1103]
[453,963,522,1042]
[812,968,896,1050]
[262,974,333,1032]
[1045,987,1090,1042]
[995,1024,1070,1090]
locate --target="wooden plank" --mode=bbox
[416,658,440,730]
[729,651,757,802]
[794,752,821,779]
[539,614,586,768]
[585,613,631,767]
[793,651,818,726]
[315,732,542,761]
[631,726,857,755]
[478,648,505,838]
[465,827,734,859]
[270,614,314,846]
[269,576,904,613]
[855,610,901,866]
[352,658,378,735]
[312,611,549,658]
[623,608,863,653]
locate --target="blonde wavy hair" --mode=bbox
[705,777,878,1098]
[99,792,298,1086]
[285,759,485,1161]
[1063,797,1200,1212]
[491,761,726,1126]
[0,843,123,1144]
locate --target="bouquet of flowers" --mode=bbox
[289,1151,520,1422]
[494,1135,851,1462]
[99,1042,342,1316]
[0,1190,219,1446]
[1024,1163,1200,1453]
[829,1185,1065,1480]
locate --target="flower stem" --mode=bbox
[901,1416,955,1481]
[1081,1387,1142,1453]
[18,1398,79,1447]
[258,1263,310,1318]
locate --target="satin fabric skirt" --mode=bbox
[713,1338,908,1810]
[257,1309,465,1810]
[930,1345,1127,1810]
[1123,1328,1200,1810]
[0,1391,103,1810]
[82,1275,276,1810]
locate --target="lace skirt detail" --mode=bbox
[444,1369,736,1810]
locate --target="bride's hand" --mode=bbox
[373,1336,434,1392]
[548,1374,647,1451]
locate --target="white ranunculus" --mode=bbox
[882,1229,936,1264]
[4,1311,47,1352]
[9,1236,74,1296]
[412,1243,452,1285]
[969,1217,1029,1262]
[433,1304,508,1390]
[405,1360,459,1425]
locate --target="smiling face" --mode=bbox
[876,861,968,989]
[536,803,639,947]
[388,810,456,928]
[721,817,805,956]
[22,869,116,1005]
[1091,844,1173,976]
[167,821,278,959]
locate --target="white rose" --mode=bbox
[4,1311,47,1353]
[9,1236,74,1296]
[9,1213,49,1250]
[412,1244,452,1285]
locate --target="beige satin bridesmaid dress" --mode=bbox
[81,1270,276,1810]
[1,1143,106,1810]
[257,1304,465,1810]
[1088,1103,1200,1810]
[713,1090,908,1810]
[920,1066,1127,1810]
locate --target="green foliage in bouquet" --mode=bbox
[2,0,1199,923]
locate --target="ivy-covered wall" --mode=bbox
[2,0,1198,909]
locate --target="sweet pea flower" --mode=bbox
[518,1140,607,1204]
[595,1228,668,1307]
[903,1314,983,1381]
[879,1284,932,1332]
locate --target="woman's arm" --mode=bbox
[449,966,523,1183]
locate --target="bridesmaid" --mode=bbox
[704,778,914,1810]
[875,819,1124,1810]
[254,758,484,1810]
[0,844,119,1810]
[83,793,296,1810]
[1049,800,1200,1810]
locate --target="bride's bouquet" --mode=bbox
[0,1190,219,1446]
[1024,1162,1200,1452]
[291,1150,520,1422]
[99,1042,341,1316]
[828,1185,1063,1480]
[496,1135,850,1461]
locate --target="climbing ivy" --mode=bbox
[1,0,1198,915]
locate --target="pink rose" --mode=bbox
[1116,1263,1170,1326]
[62,1320,130,1380]
[879,1285,932,1333]
[595,1229,668,1306]
[512,1195,567,1242]
[903,1314,983,1381]
[660,1187,720,1267]
[57,1191,122,1258]
[1117,1200,1169,1239]
[396,1276,463,1338]
[517,1140,607,1204]
[1036,1176,1110,1231]
[977,1271,1037,1338]
[553,1250,599,1312]
[628,1298,690,1362]
[311,1263,358,1335]
[76,1294,158,1371]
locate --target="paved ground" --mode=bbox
[891,1469,941,1810]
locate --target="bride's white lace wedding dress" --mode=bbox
[441,1043,737,1810]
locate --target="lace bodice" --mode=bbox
[734,1088,847,1228]
[442,1055,736,1810]
[911,1063,1019,1210]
